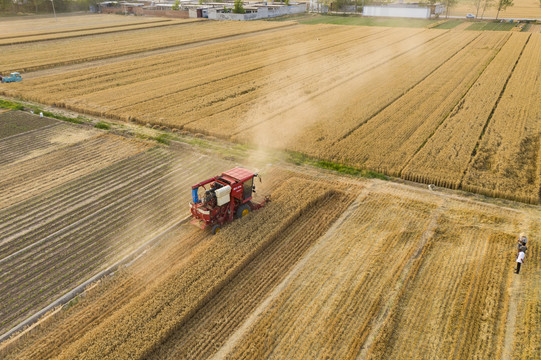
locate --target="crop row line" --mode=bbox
[0,150,173,253]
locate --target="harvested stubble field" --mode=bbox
[1,166,539,360]
[1,16,539,203]
[0,110,235,337]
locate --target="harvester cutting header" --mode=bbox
[190,167,270,234]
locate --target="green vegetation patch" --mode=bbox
[0,99,24,110]
[95,121,111,130]
[298,14,437,28]
[466,21,516,31]
[287,152,388,180]
[154,133,172,145]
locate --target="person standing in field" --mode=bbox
[515,249,525,274]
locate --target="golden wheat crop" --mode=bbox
[462,33,541,204]
[510,216,541,360]
[224,185,529,360]
[0,14,166,37]
[330,31,509,177]
[0,20,290,73]
[1,22,538,203]
[0,19,189,46]
[228,30,473,151]
[226,190,437,359]
[401,32,529,189]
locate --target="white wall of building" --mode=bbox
[208,3,306,20]
[363,5,431,18]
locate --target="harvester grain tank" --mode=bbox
[1,72,22,83]
[190,167,270,234]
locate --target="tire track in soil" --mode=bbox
[0,152,201,262]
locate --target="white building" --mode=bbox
[363,3,445,19]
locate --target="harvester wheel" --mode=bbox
[236,204,250,219]
[211,224,221,235]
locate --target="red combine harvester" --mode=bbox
[190,167,270,234]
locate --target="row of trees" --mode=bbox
[0,0,94,14]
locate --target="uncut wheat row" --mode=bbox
[462,33,541,204]
[402,32,529,189]
[0,20,288,73]
[0,14,165,37]
[230,29,455,150]
[332,31,509,177]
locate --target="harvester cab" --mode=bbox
[190,167,270,234]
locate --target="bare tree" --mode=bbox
[473,0,483,17]
[481,0,495,18]
[495,0,513,19]
[445,0,458,18]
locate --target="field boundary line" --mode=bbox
[334,31,482,146]
[381,181,525,215]
[0,154,201,265]
[458,33,531,189]
[230,29,448,139]
[210,183,377,360]
[0,216,191,346]
[398,32,512,177]
[356,197,445,359]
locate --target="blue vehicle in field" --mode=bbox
[0,72,22,83]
